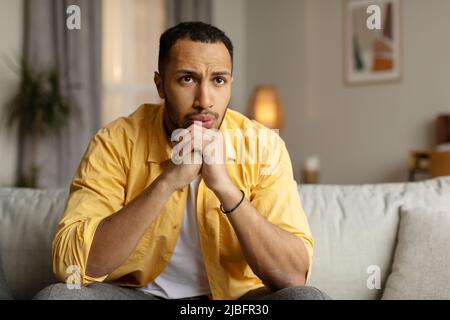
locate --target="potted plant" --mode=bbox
[3,58,78,188]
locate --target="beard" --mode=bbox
[162,89,228,138]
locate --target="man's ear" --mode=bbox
[154,71,165,99]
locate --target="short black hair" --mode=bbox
[158,21,234,76]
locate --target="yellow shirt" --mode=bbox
[52,103,314,300]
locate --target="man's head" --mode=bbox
[154,22,234,134]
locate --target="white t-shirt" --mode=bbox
[138,175,211,299]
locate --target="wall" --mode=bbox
[212,0,247,114]
[246,0,311,182]
[0,0,22,186]
[246,0,450,184]
[3,0,450,185]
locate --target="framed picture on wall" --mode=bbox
[344,0,402,85]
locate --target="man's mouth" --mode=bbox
[189,114,216,128]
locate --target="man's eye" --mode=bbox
[215,77,226,85]
[180,76,193,83]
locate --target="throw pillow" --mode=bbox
[381,206,450,299]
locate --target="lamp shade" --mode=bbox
[247,85,284,129]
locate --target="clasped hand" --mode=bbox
[163,122,232,193]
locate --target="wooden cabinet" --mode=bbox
[429,151,450,178]
[408,150,431,181]
[409,150,450,181]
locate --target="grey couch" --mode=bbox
[1,177,450,299]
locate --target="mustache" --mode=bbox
[185,111,219,120]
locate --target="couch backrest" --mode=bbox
[0,188,68,299]
[2,177,450,299]
[301,177,450,299]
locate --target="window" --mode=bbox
[102,0,166,126]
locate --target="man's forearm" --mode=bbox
[86,173,174,278]
[213,184,310,291]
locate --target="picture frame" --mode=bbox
[344,0,402,85]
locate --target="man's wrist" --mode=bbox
[154,170,177,195]
[210,177,236,196]
[212,180,243,211]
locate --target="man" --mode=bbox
[35,22,329,300]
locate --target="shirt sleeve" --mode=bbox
[249,134,314,282]
[52,126,129,285]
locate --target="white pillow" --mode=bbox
[382,206,450,300]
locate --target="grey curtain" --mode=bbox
[166,0,212,27]
[22,0,102,188]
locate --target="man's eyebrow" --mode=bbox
[211,71,232,77]
[175,69,231,77]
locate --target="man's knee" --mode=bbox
[271,286,331,300]
[34,283,74,300]
[33,282,103,300]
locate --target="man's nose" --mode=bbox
[194,82,213,110]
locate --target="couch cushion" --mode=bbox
[300,177,450,300]
[0,188,68,299]
[381,206,450,299]
[0,252,13,300]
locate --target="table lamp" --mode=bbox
[247,85,284,130]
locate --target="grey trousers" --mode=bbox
[33,282,331,300]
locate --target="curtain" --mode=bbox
[166,0,212,27]
[22,0,102,188]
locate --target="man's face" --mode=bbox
[155,38,233,134]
